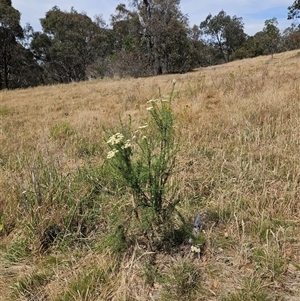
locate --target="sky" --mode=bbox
[13,0,298,36]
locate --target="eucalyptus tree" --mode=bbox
[0,0,23,89]
[288,0,300,19]
[108,4,146,77]
[282,23,300,50]
[131,0,194,74]
[263,18,281,57]
[200,10,246,63]
[110,0,194,76]
[31,6,111,83]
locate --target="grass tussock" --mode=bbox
[1,50,300,300]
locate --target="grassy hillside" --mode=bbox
[1,50,300,301]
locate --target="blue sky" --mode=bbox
[13,0,297,36]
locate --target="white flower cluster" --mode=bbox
[191,245,201,253]
[107,133,124,145]
[107,133,132,159]
[107,149,119,159]
[106,119,149,160]
[121,139,131,149]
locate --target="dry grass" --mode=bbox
[1,49,300,300]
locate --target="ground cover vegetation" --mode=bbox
[1,0,300,89]
[1,47,300,300]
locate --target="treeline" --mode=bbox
[1,0,300,90]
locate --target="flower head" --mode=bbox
[121,139,131,149]
[107,149,119,159]
[191,245,201,253]
[107,133,124,145]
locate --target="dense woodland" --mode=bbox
[1,0,300,90]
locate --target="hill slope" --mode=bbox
[1,50,300,301]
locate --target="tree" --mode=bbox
[0,0,23,89]
[231,18,282,61]
[31,6,111,83]
[200,10,246,63]
[230,35,256,60]
[110,4,139,52]
[282,23,300,50]
[263,18,281,57]
[108,4,145,77]
[187,25,218,66]
[130,0,194,75]
[162,18,194,73]
[109,0,194,76]
[288,0,300,19]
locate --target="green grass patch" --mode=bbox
[0,107,14,116]
[50,121,75,140]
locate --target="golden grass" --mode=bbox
[1,49,300,300]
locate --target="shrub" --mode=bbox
[105,82,181,248]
